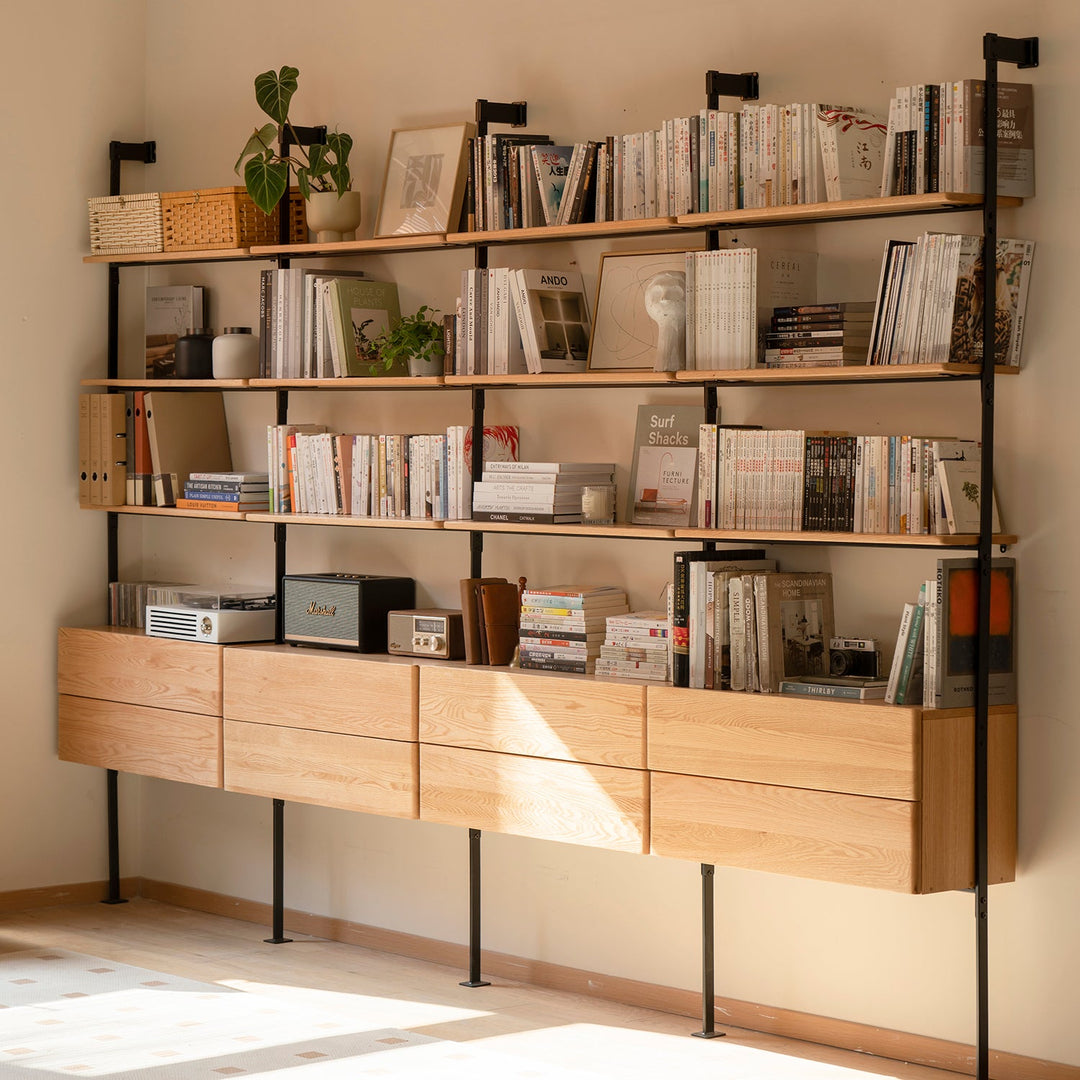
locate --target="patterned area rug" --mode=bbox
[0,947,589,1078]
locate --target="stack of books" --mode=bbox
[867,233,1035,367]
[761,302,875,367]
[518,585,629,673]
[594,610,670,683]
[174,472,270,513]
[471,462,616,525]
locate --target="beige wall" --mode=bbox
[7,0,1077,1067]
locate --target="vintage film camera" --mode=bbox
[829,636,881,678]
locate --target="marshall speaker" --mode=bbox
[282,573,415,652]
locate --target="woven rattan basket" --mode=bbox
[161,186,307,251]
[88,192,164,255]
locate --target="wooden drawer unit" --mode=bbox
[58,695,222,787]
[57,626,224,786]
[224,645,418,741]
[420,666,646,768]
[420,743,648,853]
[224,720,418,818]
[58,626,222,715]
[648,688,1017,893]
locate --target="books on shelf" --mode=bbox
[816,106,888,202]
[518,585,629,674]
[143,390,232,507]
[175,471,270,513]
[866,233,1035,367]
[752,571,836,692]
[761,300,874,368]
[626,404,705,526]
[265,423,519,520]
[472,461,616,524]
[145,285,204,379]
[511,268,591,375]
[594,610,671,682]
[923,557,1017,709]
[779,675,889,700]
[881,79,1034,198]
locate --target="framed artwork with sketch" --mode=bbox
[375,122,475,237]
[586,248,699,371]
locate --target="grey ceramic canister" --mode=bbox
[212,326,259,379]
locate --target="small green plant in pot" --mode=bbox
[235,65,362,240]
[371,306,445,377]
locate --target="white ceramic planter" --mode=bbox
[305,190,363,243]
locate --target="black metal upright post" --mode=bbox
[265,798,292,944]
[692,863,723,1038]
[686,68,760,1023]
[974,33,1037,1080]
[102,769,126,904]
[100,141,154,907]
[460,828,490,987]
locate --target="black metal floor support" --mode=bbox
[460,828,490,987]
[692,864,723,1038]
[101,769,127,905]
[264,799,292,944]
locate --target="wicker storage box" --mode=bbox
[161,186,307,251]
[88,193,164,255]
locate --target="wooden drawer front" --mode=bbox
[919,707,1017,892]
[647,686,920,799]
[58,627,222,715]
[58,694,222,788]
[420,744,648,853]
[650,771,917,892]
[420,667,646,768]
[224,720,418,819]
[223,646,417,741]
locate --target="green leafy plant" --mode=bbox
[234,65,353,215]
[370,306,444,374]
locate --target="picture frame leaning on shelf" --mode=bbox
[375,122,475,237]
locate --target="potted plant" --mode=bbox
[234,65,363,242]
[371,306,445,377]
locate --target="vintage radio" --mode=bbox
[387,609,466,660]
[282,573,415,652]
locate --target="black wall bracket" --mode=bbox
[705,70,759,105]
[108,140,156,198]
[984,33,1039,68]
[475,99,528,134]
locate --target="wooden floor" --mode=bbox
[0,898,960,1079]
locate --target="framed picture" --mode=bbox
[374,122,475,237]
[586,248,698,371]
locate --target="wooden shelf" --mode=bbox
[80,378,251,389]
[445,371,677,388]
[442,520,676,540]
[83,248,255,265]
[676,191,1022,230]
[673,363,1020,385]
[248,376,443,389]
[447,215,679,246]
[672,528,1018,547]
[249,234,453,257]
[83,504,260,521]
[244,513,445,529]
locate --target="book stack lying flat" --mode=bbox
[518,585,629,674]
[594,610,670,683]
[761,302,875,367]
[471,461,616,525]
[174,472,270,513]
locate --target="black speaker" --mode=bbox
[282,573,415,652]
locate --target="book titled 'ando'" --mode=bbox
[511,268,591,374]
[626,403,705,526]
